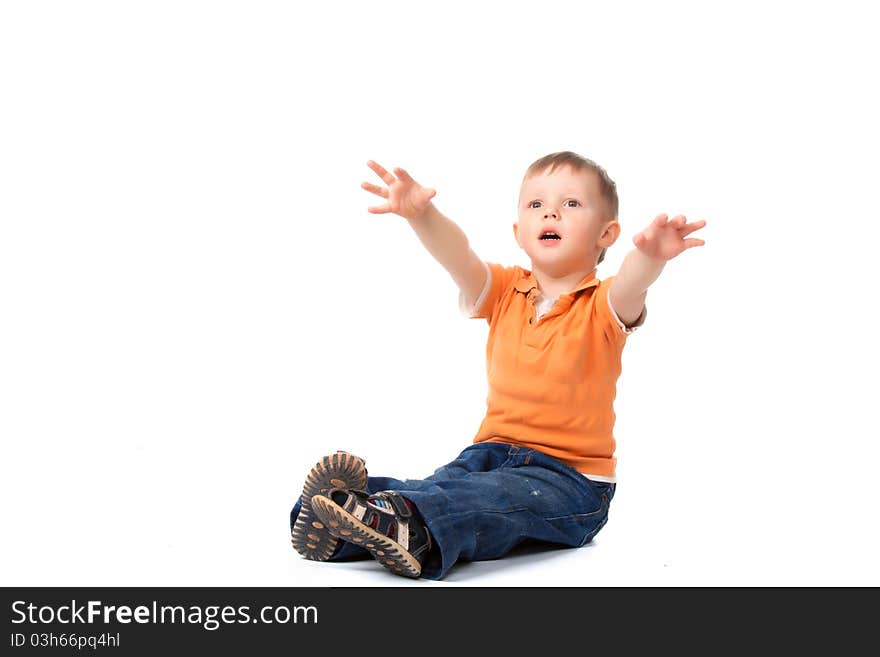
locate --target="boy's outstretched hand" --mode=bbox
[361,160,437,222]
[633,213,706,261]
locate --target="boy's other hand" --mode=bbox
[633,213,707,261]
[361,160,437,221]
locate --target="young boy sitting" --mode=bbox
[290,151,706,579]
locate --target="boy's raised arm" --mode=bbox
[362,160,487,306]
[406,203,487,306]
[610,213,707,325]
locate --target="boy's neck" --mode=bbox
[531,263,598,298]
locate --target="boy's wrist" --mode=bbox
[617,247,666,294]
[631,246,666,267]
[408,201,439,224]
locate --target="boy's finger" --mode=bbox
[361,182,389,198]
[367,160,396,185]
[653,213,668,226]
[394,167,414,182]
[367,205,392,214]
[679,222,705,236]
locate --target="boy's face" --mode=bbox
[514,166,619,274]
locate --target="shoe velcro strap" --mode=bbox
[376,491,412,518]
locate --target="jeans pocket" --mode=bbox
[544,486,611,547]
[580,493,612,546]
[587,480,615,504]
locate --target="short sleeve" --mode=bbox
[594,275,647,342]
[458,261,519,324]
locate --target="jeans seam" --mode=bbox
[545,508,605,522]
[545,494,609,522]
[429,507,529,523]
[498,455,519,469]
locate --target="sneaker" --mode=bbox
[311,488,432,578]
[290,451,368,561]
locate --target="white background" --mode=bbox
[1,1,878,586]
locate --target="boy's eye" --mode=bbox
[528,200,580,208]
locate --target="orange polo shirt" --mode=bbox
[459,261,646,481]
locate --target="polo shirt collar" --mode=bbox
[514,267,599,296]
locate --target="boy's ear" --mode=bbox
[598,221,621,249]
[513,221,522,249]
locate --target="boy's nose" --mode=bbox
[544,211,558,219]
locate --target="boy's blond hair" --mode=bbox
[524,151,618,265]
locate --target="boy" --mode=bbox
[290,151,706,579]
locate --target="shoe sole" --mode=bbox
[311,494,422,578]
[291,452,367,561]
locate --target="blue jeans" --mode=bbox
[289,443,615,580]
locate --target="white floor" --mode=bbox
[284,477,880,587]
[4,444,877,587]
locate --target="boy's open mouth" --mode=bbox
[539,230,562,242]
